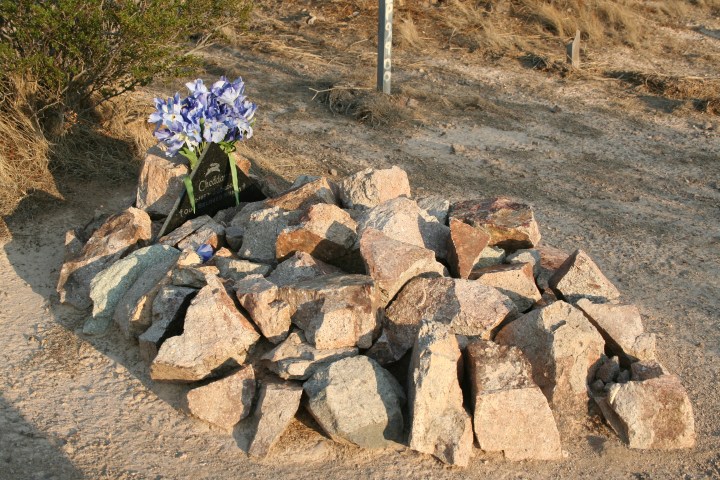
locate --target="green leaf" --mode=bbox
[183,176,196,214]
[180,147,199,170]
[228,151,240,205]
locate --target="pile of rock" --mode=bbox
[57,156,695,466]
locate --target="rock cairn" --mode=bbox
[56,152,696,466]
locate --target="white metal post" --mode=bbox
[377,0,393,94]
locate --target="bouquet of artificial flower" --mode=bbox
[148,76,257,211]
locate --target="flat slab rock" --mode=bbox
[377,277,517,364]
[262,331,358,380]
[139,285,196,363]
[266,251,343,287]
[278,273,381,347]
[246,381,303,458]
[338,166,411,210]
[151,275,260,382]
[576,299,656,362]
[86,244,180,335]
[265,176,338,211]
[187,365,256,432]
[276,203,357,263]
[495,300,605,414]
[355,196,426,250]
[239,207,303,263]
[449,196,541,250]
[304,355,405,449]
[407,320,473,467]
[57,207,152,310]
[469,262,542,312]
[549,249,620,304]
[596,374,695,450]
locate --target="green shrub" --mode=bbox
[0,0,252,136]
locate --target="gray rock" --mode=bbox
[304,356,405,449]
[505,248,541,278]
[630,360,668,382]
[112,251,178,338]
[495,301,605,414]
[139,286,197,363]
[407,320,473,467]
[338,166,411,210]
[85,245,179,334]
[214,257,272,283]
[151,275,260,382]
[262,331,357,380]
[418,211,450,260]
[473,245,506,269]
[239,207,303,263]
[278,273,381,343]
[596,355,621,384]
[416,195,450,224]
[171,265,219,288]
[176,219,225,251]
[57,207,152,309]
[596,375,695,449]
[265,177,338,211]
[159,215,212,247]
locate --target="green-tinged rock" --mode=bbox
[84,245,180,334]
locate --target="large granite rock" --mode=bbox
[135,146,189,217]
[379,277,517,364]
[151,275,260,382]
[304,356,405,449]
[278,273,381,344]
[449,196,541,250]
[301,298,378,349]
[138,285,197,363]
[85,245,179,334]
[549,249,620,304]
[407,320,473,467]
[469,262,542,312]
[247,380,304,458]
[355,197,425,249]
[159,215,212,247]
[266,251,343,287]
[57,207,152,309]
[465,340,562,461]
[595,374,695,450]
[360,228,446,306]
[495,301,605,414]
[275,203,357,262]
[338,166,411,210]
[235,275,291,344]
[262,331,358,380]
[238,207,303,263]
[265,177,338,211]
[576,299,656,362]
[506,248,541,278]
[112,251,178,339]
[186,366,256,432]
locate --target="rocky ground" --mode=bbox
[2,3,720,479]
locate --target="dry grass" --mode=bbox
[0,77,59,218]
[318,84,414,127]
[606,70,720,114]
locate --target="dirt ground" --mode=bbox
[2,3,720,479]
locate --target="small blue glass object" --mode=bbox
[196,244,214,263]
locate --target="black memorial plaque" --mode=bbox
[157,142,265,238]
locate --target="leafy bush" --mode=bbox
[0,0,252,135]
[0,0,251,220]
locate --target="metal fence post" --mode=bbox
[377,0,394,94]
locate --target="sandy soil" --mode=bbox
[2,5,720,479]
